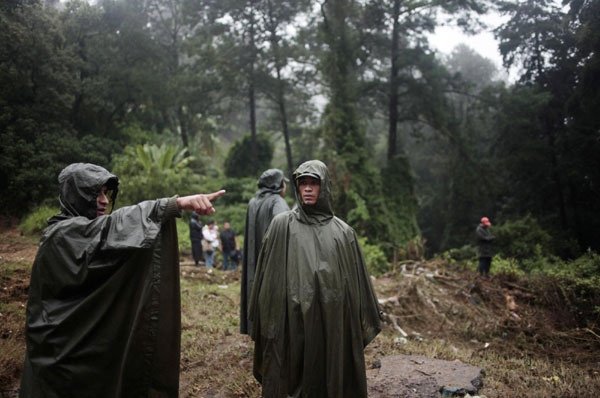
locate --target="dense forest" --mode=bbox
[1,0,599,261]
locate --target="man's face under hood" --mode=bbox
[58,163,119,220]
[297,176,320,205]
[293,160,333,220]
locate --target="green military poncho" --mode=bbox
[240,169,289,335]
[249,160,382,398]
[20,163,182,398]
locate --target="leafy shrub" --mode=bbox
[112,143,200,206]
[442,245,477,263]
[19,206,59,235]
[224,133,273,178]
[490,255,525,276]
[358,237,389,276]
[493,214,553,260]
[218,177,257,206]
[569,250,600,278]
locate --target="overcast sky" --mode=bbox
[426,12,517,82]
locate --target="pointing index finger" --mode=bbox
[206,189,226,200]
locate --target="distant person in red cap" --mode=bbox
[475,217,495,278]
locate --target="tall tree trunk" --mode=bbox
[177,106,190,153]
[276,69,293,175]
[545,116,567,231]
[387,0,401,160]
[266,0,293,175]
[248,5,258,174]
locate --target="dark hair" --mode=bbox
[208,220,215,225]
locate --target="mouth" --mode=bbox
[97,208,106,215]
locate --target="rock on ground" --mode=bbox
[367,355,484,398]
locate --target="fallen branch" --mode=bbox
[585,328,600,341]
[389,314,408,337]
[502,280,532,293]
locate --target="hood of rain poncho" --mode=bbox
[20,164,181,398]
[292,159,334,225]
[256,168,287,197]
[52,163,119,222]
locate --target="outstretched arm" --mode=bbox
[176,190,226,215]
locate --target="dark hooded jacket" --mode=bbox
[240,169,289,335]
[20,163,182,398]
[475,224,494,258]
[248,160,382,398]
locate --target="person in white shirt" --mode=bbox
[202,220,219,268]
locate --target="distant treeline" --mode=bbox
[1,0,598,255]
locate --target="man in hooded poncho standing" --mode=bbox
[240,169,289,335]
[248,160,382,398]
[19,163,224,398]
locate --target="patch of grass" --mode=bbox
[18,206,58,236]
[0,260,28,392]
[179,270,261,397]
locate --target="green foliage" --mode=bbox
[0,2,80,216]
[442,245,477,263]
[112,143,199,206]
[224,134,274,179]
[217,177,257,206]
[490,255,525,277]
[358,237,389,277]
[177,218,191,253]
[346,190,369,227]
[493,214,553,260]
[182,175,255,238]
[19,206,59,236]
[380,156,420,246]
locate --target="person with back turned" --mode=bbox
[189,213,204,265]
[240,169,289,335]
[19,163,225,398]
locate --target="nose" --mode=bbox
[99,192,109,205]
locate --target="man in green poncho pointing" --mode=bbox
[249,160,382,398]
[19,163,225,398]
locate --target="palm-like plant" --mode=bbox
[131,143,194,174]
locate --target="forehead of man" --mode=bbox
[297,176,320,185]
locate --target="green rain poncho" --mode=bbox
[249,160,382,398]
[240,169,289,335]
[20,163,182,398]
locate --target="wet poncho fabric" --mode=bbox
[240,169,289,335]
[20,163,182,398]
[249,160,382,398]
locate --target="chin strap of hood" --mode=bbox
[55,163,119,221]
[293,160,333,225]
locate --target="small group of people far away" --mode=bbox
[189,214,240,270]
[19,159,383,398]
